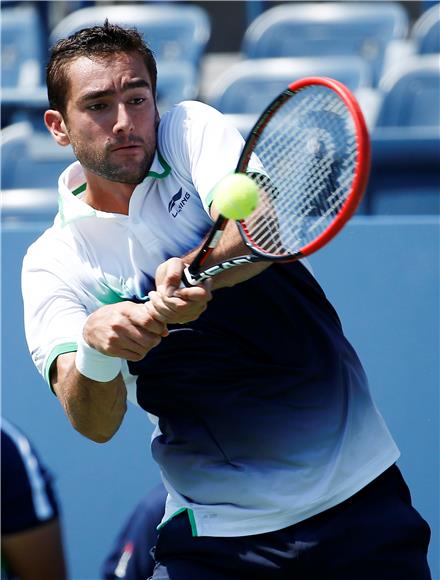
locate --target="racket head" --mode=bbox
[236,77,371,261]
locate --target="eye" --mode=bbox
[129,97,146,105]
[87,103,107,111]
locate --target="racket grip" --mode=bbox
[182,266,200,287]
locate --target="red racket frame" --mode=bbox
[237,77,371,260]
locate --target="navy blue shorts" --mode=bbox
[150,465,431,579]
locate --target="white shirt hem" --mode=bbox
[161,448,400,537]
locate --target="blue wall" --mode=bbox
[2,215,438,578]
[310,216,439,577]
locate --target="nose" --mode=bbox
[113,103,134,134]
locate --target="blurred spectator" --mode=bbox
[101,483,167,579]
[1,418,67,580]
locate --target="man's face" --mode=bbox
[62,52,158,184]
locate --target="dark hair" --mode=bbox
[46,20,157,117]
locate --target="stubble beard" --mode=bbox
[69,133,157,185]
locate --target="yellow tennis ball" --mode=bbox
[213,173,260,220]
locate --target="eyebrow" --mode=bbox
[78,79,151,104]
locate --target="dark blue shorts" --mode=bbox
[150,465,431,579]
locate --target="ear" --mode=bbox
[44,109,71,146]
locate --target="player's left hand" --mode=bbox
[150,257,212,324]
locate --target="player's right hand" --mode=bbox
[82,301,169,361]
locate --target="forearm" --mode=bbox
[183,219,272,290]
[51,353,127,444]
[49,302,167,442]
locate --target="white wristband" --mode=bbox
[75,333,122,382]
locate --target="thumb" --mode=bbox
[156,258,184,297]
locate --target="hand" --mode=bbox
[150,257,213,324]
[82,301,168,362]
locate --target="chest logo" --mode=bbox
[168,188,191,218]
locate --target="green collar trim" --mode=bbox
[148,149,171,178]
[61,150,170,225]
[72,183,87,196]
[68,151,170,199]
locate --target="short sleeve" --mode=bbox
[22,239,88,385]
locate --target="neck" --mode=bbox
[82,171,138,215]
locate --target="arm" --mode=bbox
[1,519,67,580]
[183,206,271,290]
[50,300,169,443]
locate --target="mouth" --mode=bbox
[110,146,145,159]
[111,144,143,152]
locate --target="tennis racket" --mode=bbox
[182,76,370,286]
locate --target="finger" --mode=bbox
[147,292,180,320]
[117,333,163,361]
[173,284,213,302]
[148,291,207,325]
[156,258,184,297]
[126,303,168,335]
[105,331,163,359]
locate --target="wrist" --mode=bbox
[75,332,121,382]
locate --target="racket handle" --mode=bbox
[182,266,201,287]
[182,254,262,286]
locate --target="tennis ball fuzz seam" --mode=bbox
[212,173,260,220]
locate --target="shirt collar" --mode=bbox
[57,150,171,225]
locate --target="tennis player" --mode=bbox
[21,22,431,579]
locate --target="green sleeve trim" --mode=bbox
[44,342,78,391]
[156,507,198,536]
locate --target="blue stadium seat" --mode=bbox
[50,4,211,67]
[207,56,369,114]
[1,123,76,190]
[411,2,440,54]
[368,56,439,214]
[422,0,439,11]
[1,86,48,130]
[366,127,440,214]
[242,2,409,87]
[1,5,47,127]
[156,61,199,113]
[375,55,440,127]
[1,4,45,89]
[1,188,59,226]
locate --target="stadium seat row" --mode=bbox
[2,2,439,125]
[1,2,439,215]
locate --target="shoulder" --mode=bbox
[23,223,79,275]
[159,101,228,139]
[157,101,242,168]
[162,100,223,122]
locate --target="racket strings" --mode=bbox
[243,86,358,256]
